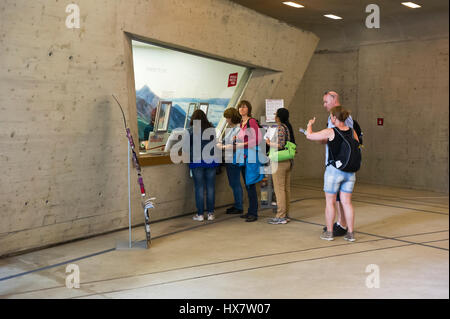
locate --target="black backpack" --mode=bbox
[328,128,361,172]
[326,117,363,145]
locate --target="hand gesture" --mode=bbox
[307,117,316,127]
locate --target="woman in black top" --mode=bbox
[305,106,359,242]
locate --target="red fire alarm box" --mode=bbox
[377,118,384,126]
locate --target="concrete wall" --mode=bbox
[291,13,449,193]
[290,50,359,182]
[0,0,318,256]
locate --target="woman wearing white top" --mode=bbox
[217,108,243,214]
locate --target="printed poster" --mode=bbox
[265,99,284,123]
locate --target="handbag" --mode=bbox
[268,124,297,162]
[269,141,296,162]
[235,147,264,185]
[244,147,264,185]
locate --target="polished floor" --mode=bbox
[0,179,448,299]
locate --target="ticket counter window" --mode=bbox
[131,40,251,158]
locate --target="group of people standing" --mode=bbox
[187,100,272,223]
[305,91,358,242]
[186,91,358,242]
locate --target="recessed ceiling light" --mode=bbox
[324,14,343,20]
[401,2,422,9]
[283,2,304,8]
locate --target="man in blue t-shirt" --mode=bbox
[321,91,353,236]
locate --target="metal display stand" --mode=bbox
[112,94,154,252]
[116,141,148,251]
[260,116,278,213]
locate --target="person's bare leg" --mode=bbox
[336,201,348,228]
[325,193,337,232]
[339,192,354,233]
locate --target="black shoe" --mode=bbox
[226,206,235,213]
[240,214,248,219]
[246,215,258,222]
[334,223,348,236]
[226,207,243,214]
[323,222,348,236]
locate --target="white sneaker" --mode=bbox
[207,213,215,221]
[193,214,204,221]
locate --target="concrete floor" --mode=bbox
[0,179,448,299]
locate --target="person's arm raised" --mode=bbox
[306,117,333,142]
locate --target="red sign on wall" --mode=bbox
[377,118,384,126]
[228,73,238,87]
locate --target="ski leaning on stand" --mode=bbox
[113,95,154,248]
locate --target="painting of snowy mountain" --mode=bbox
[136,85,230,141]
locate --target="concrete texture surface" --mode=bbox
[0,179,448,299]
[0,0,318,257]
[291,36,449,193]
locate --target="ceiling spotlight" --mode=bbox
[401,2,422,9]
[324,14,343,20]
[282,2,304,8]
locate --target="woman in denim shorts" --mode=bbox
[305,106,359,242]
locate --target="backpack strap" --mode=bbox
[250,117,261,129]
[244,117,261,146]
[329,127,353,169]
[334,127,353,140]
[243,117,256,129]
[326,127,337,167]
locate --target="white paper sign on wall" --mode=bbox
[265,99,284,123]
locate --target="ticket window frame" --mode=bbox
[125,34,256,167]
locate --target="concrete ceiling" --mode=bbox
[229,0,449,31]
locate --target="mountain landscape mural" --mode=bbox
[136,85,230,141]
